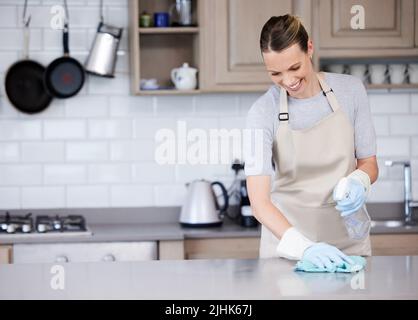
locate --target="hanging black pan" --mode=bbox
[44,0,85,98]
[5,3,52,114]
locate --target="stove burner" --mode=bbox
[0,212,33,234]
[0,212,87,234]
[36,215,87,233]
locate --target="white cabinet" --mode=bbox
[12,241,158,264]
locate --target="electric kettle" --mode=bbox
[180,179,229,227]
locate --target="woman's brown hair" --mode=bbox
[260,14,308,53]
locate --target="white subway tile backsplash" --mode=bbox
[109,96,154,117]
[154,184,187,206]
[411,94,418,113]
[110,140,156,162]
[134,118,178,139]
[44,164,86,185]
[19,100,66,118]
[0,120,42,140]
[43,29,88,51]
[21,142,65,162]
[44,120,86,140]
[390,116,418,135]
[412,138,418,157]
[88,119,132,139]
[0,165,42,185]
[21,186,65,208]
[0,142,19,162]
[106,6,129,28]
[0,52,18,72]
[88,73,130,95]
[0,187,20,209]
[156,96,194,116]
[64,7,101,28]
[195,94,239,116]
[16,5,55,28]
[88,163,131,183]
[66,142,108,161]
[65,96,108,117]
[372,116,389,136]
[0,6,17,27]
[110,185,154,207]
[0,97,20,119]
[376,137,409,157]
[133,163,175,184]
[369,93,409,114]
[175,164,230,183]
[367,181,405,202]
[238,93,262,115]
[67,185,109,207]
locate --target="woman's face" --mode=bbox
[262,41,314,98]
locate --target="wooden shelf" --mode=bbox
[139,27,199,34]
[135,89,201,95]
[129,0,201,96]
[366,83,418,89]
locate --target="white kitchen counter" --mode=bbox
[0,256,417,299]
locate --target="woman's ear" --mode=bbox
[307,39,314,58]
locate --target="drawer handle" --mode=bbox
[102,254,116,262]
[55,255,69,263]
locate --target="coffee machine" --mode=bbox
[231,160,258,228]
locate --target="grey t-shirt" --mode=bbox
[244,72,377,176]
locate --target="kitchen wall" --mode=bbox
[0,0,417,209]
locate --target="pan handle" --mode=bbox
[22,0,30,60]
[63,22,69,56]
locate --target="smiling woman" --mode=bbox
[244,14,379,271]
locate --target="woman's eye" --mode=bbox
[290,66,300,71]
[271,73,279,76]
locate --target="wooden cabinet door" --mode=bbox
[318,0,415,49]
[0,245,12,264]
[415,0,418,47]
[201,0,311,91]
[184,237,260,259]
[371,234,418,256]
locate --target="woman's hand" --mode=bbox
[302,243,354,269]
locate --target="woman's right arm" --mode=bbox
[246,175,291,238]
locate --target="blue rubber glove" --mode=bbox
[302,243,354,270]
[333,178,367,217]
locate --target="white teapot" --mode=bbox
[171,62,197,90]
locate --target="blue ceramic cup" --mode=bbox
[154,12,170,27]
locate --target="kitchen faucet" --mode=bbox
[385,160,418,225]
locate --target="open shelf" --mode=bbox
[366,83,418,90]
[139,27,199,34]
[129,0,201,95]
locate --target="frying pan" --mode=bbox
[5,5,52,114]
[44,1,85,99]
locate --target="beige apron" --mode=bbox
[259,73,371,258]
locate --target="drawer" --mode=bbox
[13,241,157,264]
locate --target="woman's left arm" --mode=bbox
[357,156,379,184]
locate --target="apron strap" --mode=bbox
[316,73,340,112]
[279,87,289,122]
[278,73,341,121]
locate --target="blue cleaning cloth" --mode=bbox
[294,256,366,273]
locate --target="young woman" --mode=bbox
[245,14,378,269]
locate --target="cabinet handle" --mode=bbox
[102,254,116,262]
[55,255,69,263]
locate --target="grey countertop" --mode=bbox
[1,203,417,244]
[1,256,417,299]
